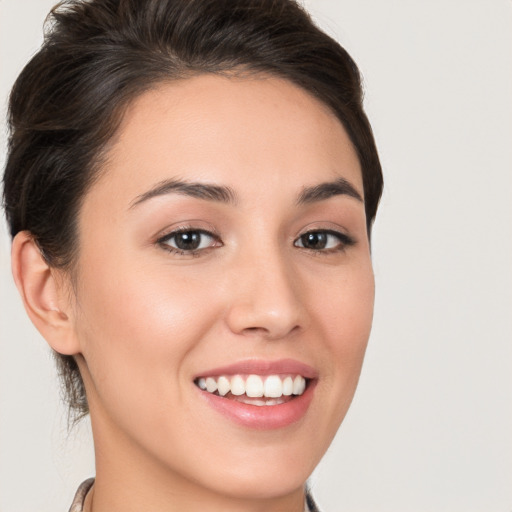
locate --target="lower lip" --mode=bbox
[197,380,316,430]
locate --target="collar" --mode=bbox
[69,478,320,512]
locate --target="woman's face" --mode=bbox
[70,74,374,501]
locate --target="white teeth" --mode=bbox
[264,375,283,398]
[246,375,264,397]
[282,376,293,396]
[197,374,309,400]
[231,375,245,396]
[217,376,230,396]
[205,377,217,393]
[293,375,306,395]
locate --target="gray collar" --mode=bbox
[70,478,321,512]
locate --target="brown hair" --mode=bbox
[2,0,383,420]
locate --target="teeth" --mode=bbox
[246,375,264,397]
[264,375,283,398]
[196,374,308,399]
[217,376,230,396]
[205,377,217,393]
[282,376,293,396]
[293,375,306,395]
[231,375,245,396]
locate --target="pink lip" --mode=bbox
[194,359,318,430]
[194,358,318,379]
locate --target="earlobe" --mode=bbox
[11,231,80,356]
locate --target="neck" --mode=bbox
[86,479,306,512]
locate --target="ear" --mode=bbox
[11,231,81,356]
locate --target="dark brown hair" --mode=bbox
[2,0,383,419]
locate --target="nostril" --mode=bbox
[241,326,271,337]
[241,324,301,340]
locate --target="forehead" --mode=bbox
[88,74,363,208]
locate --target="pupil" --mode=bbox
[302,232,327,249]
[175,232,201,250]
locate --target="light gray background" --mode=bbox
[1,1,511,511]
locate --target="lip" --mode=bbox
[194,359,318,430]
[194,358,318,380]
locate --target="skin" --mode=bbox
[12,74,374,512]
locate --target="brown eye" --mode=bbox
[298,232,329,250]
[294,230,354,251]
[160,230,218,252]
[173,231,202,250]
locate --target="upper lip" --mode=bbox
[194,358,318,379]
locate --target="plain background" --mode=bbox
[1,1,511,511]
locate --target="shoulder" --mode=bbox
[68,479,320,512]
[68,478,94,512]
[305,490,321,512]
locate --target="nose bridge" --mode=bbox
[225,240,306,339]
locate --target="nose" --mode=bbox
[224,249,308,340]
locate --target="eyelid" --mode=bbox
[294,221,355,241]
[155,222,223,255]
[293,225,356,252]
[298,228,354,241]
[160,228,218,244]
[154,220,220,241]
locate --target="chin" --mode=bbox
[203,462,311,502]
[182,434,323,502]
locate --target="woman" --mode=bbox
[2,0,382,510]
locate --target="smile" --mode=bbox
[194,360,317,429]
[195,374,308,406]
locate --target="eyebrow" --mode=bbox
[129,175,363,210]
[129,179,237,209]
[297,177,363,205]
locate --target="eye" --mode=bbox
[294,230,354,252]
[158,229,220,254]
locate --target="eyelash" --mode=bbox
[157,227,222,257]
[294,229,356,254]
[156,227,355,257]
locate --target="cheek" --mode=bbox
[311,256,374,348]
[310,259,374,409]
[72,259,230,460]
[72,254,221,407]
